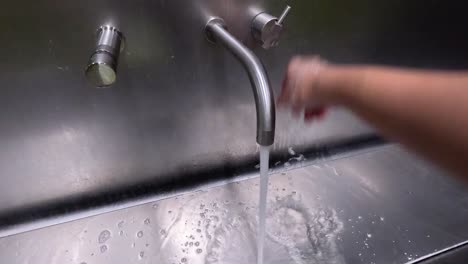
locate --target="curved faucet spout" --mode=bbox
[205,18,275,146]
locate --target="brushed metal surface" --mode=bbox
[0,0,467,233]
[1,145,467,264]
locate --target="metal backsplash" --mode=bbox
[0,0,466,216]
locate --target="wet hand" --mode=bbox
[278,56,329,121]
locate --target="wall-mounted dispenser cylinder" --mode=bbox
[85,25,124,88]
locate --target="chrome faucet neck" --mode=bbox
[205,18,275,146]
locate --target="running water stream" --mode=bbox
[257,145,270,264]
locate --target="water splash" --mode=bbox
[100,245,108,253]
[137,231,144,238]
[267,195,344,264]
[202,193,343,264]
[98,230,111,244]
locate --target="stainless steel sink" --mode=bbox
[1,144,468,264]
[1,0,468,263]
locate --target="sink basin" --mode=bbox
[1,145,468,264]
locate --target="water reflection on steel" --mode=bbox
[1,145,468,264]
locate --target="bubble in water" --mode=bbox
[152,203,159,209]
[367,233,372,238]
[144,218,151,225]
[358,216,362,220]
[168,210,172,214]
[137,231,144,238]
[118,221,125,228]
[139,251,145,259]
[195,241,200,246]
[181,257,187,262]
[98,230,111,244]
[196,248,203,254]
[189,242,193,246]
[100,245,108,253]
[380,217,385,222]
[131,243,136,248]
[196,229,201,233]
[160,229,166,236]
[119,231,124,236]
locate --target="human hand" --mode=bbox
[278,56,330,121]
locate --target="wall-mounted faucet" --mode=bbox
[205,18,276,146]
[251,6,291,49]
[85,25,125,88]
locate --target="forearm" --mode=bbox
[324,66,468,177]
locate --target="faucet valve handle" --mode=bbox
[277,5,291,25]
[251,5,291,49]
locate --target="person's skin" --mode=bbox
[278,56,468,178]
